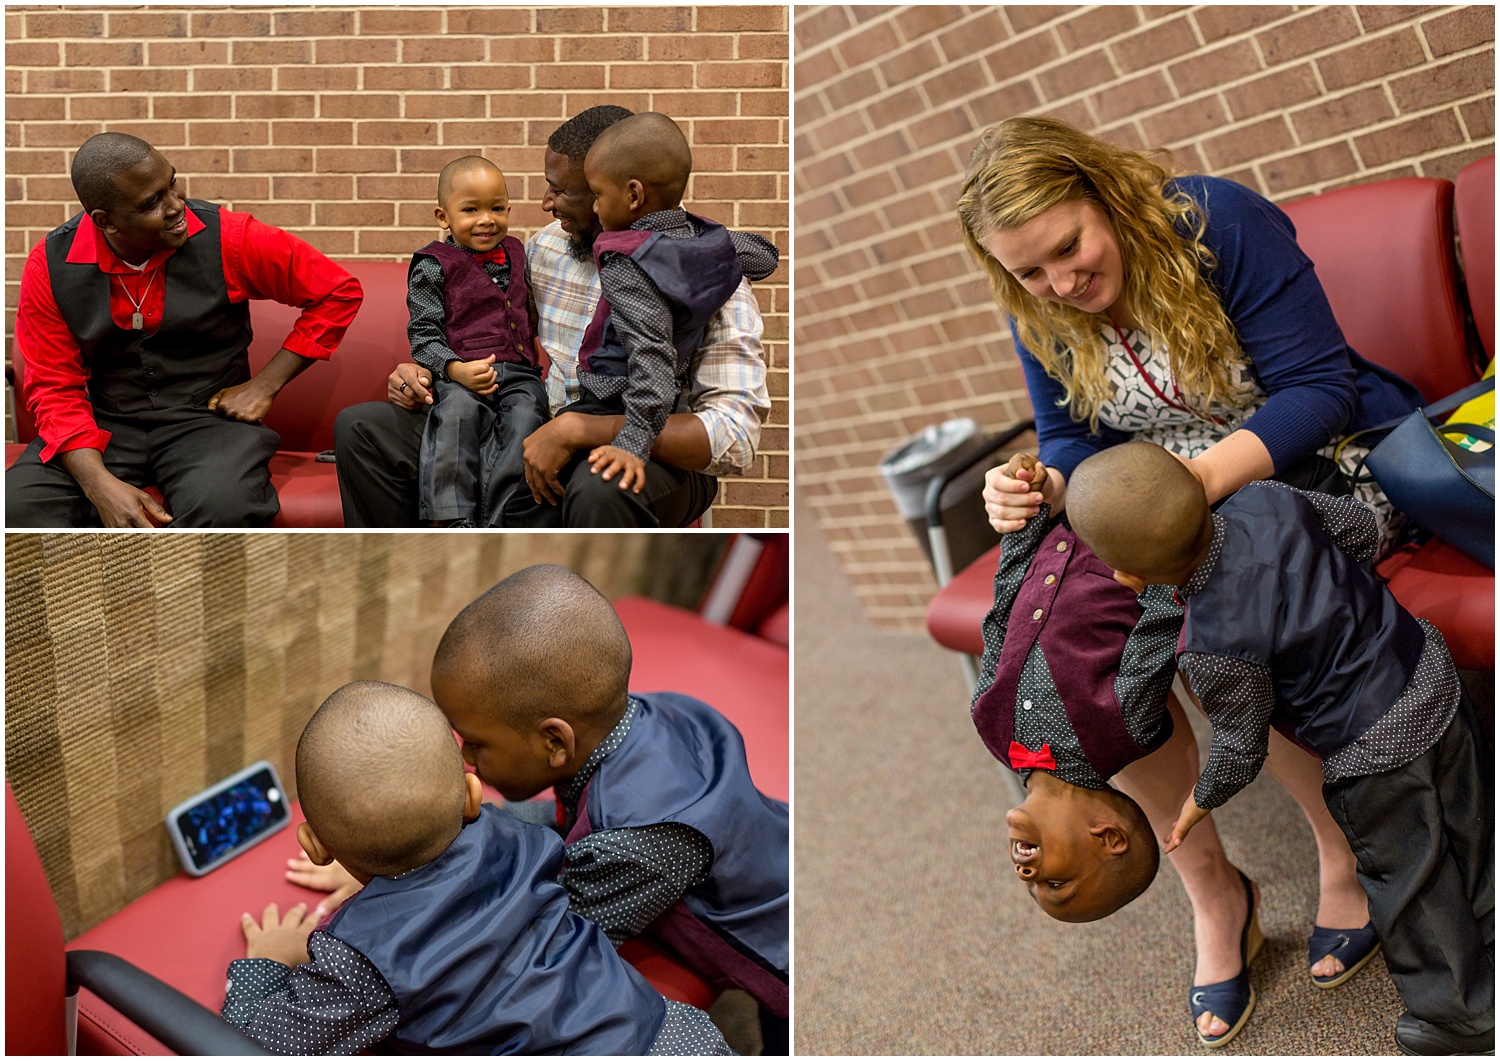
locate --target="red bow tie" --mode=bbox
[474,246,507,266]
[1009,740,1057,771]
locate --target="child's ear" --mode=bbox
[462,772,484,820]
[625,179,646,212]
[297,822,333,866]
[538,717,577,769]
[1090,821,1130,856]
[434,205,450,231]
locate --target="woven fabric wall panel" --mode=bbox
[5,532,727,939]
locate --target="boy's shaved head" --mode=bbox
[1067,441,1210,580]
[432,565,631,733]
[437,155,505,205]
[585,112,692,207]
[72,132,155,213]
[296,681,468,878]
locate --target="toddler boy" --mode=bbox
[431,564,789,1051]
[223,680,732,1055]
[571,112,779,493]
[970,452,1179,923]
[1066,441,1494,1057]
[409,156,549,526]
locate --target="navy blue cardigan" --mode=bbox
[1013,175,1423,480]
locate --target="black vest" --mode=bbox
[44,201,252,416]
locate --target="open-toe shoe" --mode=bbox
[1309,921,1381,988]
[1189,868,1264,1049]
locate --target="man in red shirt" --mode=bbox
[6,132,362,527]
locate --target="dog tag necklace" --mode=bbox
[119,268,155,330]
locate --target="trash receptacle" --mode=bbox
[880,418,1005,582]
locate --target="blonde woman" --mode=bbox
[957,117,1425,1048]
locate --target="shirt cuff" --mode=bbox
[38,426,113,464]
[612,422,656,463]
[275,331,336,362]
[222,957,293,1020]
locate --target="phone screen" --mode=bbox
[174,765,288,872]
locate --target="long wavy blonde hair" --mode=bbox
[955,116,1249,431]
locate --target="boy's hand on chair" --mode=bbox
[286,853,363,917]
[588,445,647,493]
[448,355,499,396]
[240,902,316,967]
[1162,798,1210,854]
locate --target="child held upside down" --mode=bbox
[568,112,778,495]
[1065,440,1494,1058]
[225,681,732,1055]
[969,452,1180,922]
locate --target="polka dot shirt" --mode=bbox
[222,933,398,1054]
[555,697,715,946]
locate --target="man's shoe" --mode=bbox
[1395,1012,1495,1055]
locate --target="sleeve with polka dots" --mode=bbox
[561,823,714,946]
[221,933,399,1055]
[1179,652,1277,811]
[1115,583,1184,747]
[970,503,1053,717]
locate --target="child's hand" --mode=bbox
[447,355,499,395]
[240,902,316,967]
[983,451,1055,533]
[286,853,363,917]
[588,445,647,493]
[1162,797,1210,854]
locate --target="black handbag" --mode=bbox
[1353,375,1495,568]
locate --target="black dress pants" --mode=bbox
[1324,690,1495,1035]
[6,407,280,528]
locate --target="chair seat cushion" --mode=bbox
[1377,539,1495,670]
[925,544,1001,658]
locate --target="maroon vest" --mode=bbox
[410,236,536,365]
[971,523,1169,780]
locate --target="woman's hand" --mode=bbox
[983,451,1062,533]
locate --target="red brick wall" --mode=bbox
[5,4,789,526]
[795,4,1494,627]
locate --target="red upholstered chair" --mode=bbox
[6,784,269,1056]
[1281,177,1475,403]
[1456,155,1495,361]
[5,261,410,528]
[18,568,786,1055]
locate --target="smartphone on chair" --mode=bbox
[165,760,291,876]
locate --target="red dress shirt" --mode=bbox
[15,205,363,461]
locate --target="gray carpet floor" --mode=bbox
[793,498,1409,1055]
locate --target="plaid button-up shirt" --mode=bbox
[525,221,769,477]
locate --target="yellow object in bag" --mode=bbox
[1446,360,1494,453]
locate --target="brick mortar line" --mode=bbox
[795,4,1472,102]
[796,36,1493,169]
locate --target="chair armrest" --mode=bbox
[921,420,1035,586]
[66,950,273,1056]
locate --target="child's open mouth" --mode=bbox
[1012,839,1038,861]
